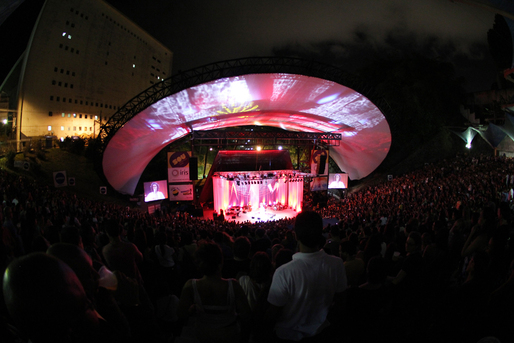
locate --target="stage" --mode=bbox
[203,206,299,224]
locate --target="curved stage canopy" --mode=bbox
[101,57,393,195]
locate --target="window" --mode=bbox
[70,84,73,89]
[73,113,77,118]
[68,127,70,131]
[52,80,56,85]
[63,97,66,102]
[69,99,72,103]
[72,72,75,76]
[58,82,62,86]
[68,113,71,118]
[50,96,54,101]
[48,112,53,117]
[65,46,68,51]
[85,115,88,119]
[60,69,64,73]
[59,44,63,48]
[79,127,82,131]
[76,50,79,54]
[79,114,82,118]
[66,70,70,75]
[61,126,64,131]
[64,83,68,87]
[62,113,65,117]
[56,97,60,102]
[73,126,76,131]
[80,100,83,105]
[48,126,52,131]
[90,127,92,131]
[54,67,58,72]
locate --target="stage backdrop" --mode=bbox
[213,174,303,214]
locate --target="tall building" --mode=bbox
[0,0,172,140]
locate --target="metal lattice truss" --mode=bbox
[191,130,341,147]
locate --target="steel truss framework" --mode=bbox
[98,56,398,152]
[191,130,342,147]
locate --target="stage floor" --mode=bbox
[203,207,299,224]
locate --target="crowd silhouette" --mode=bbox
[1,152,513,342]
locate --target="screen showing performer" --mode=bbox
[328,173,348,189]
[144,180,168,202]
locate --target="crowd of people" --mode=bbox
[0,152,513,342]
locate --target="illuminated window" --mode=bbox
[94,115,98,120]
[62,32,66,37]
[73,126,76,131]
[133,64,136,68]
[68,114,71,118]
[73,113,77,118]
[79,127,82,131]
[47,126,51,131]
[68,127,70,131]
[61,126,64,131]
[89,127,92,131]
[67,34,71,39]
[62,113,65,117]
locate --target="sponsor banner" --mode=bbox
[311,150,328,175]
[168,184,194,201]
[167,151,191,182]
[53,171,67,187]
[14,161,30,170]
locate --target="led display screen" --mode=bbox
[143,180,168,202]
[328,173,348,189]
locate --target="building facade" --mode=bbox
[3,0,172,140]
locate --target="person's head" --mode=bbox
[405,231,422,254]
[105,219,121,239]
[233,236,251,260]
[334,174,341,181]
[273,248,293,269]
[46,243,100,302]
[366,256,387,284]
[294,211,324,249]
[339,240,358,260]
[194,240,223,276]
[249,252,272,283]
[151,182,159,192]
[3,253,99,343]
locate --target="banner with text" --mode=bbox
[167,151,192,182]
[168,184,194,201]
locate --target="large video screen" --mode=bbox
[328,173,348,189]
[144,180,168,202]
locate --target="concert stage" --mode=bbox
[204,206,299,224]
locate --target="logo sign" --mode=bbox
[53,171,67,187]
[99,186,107,195]
[14,161,30,170]
[167,151,191,182]
[168,184,194,201]
[68,177,76,186]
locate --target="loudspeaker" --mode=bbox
[317,155,326,174]
[189,157,198,180]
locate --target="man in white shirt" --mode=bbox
[267,211,347,341]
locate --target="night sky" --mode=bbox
[104,0,499,92]
[0,0,504,92]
